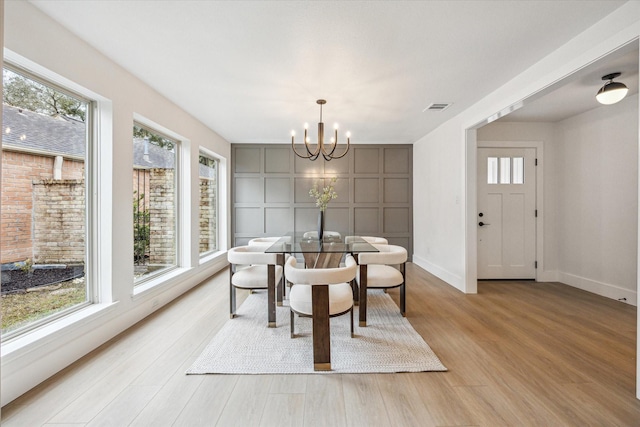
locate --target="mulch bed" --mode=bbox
[1,266,84,294]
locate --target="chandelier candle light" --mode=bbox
[291,99,351,161]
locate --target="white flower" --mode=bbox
[309,177,338,212]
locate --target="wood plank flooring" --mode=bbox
[3,263,640,426]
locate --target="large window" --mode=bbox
[1,65,92,337]
[199,152,219,256]
[133,124,178,284]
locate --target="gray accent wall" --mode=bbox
[232,144,413,258]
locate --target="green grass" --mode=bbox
[1,279,86,332]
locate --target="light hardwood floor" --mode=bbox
[3,263,640,426]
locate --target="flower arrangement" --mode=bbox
[309,177,338,212]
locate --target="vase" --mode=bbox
[317,210,324,240]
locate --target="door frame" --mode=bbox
[466,139,545,291]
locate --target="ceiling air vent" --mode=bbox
[423,103,451,112]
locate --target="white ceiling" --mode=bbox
[28,0,631,144]
[499,42,639,123]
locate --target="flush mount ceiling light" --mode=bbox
[291,99,351,161]
[596,72,629,105]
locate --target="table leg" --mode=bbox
[359,264,367,327]
[312,284,331,371]
[268,264,276,328]
[276,253,284,306]
[352,254,360,306]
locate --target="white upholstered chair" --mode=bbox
[345,236,389,245]
[355,244,407,326]
[303,230,342,241]
[247,236,291,299]
[361,236,388,244]
[285,255,357,370]
[227,245,284,327]
[248,236,287,248]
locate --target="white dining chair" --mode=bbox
[248,236,282,247]
[285,254,357,370]
[345,236,388,245]
[303,230,342,240]
[227,245,284,326]
[355,244,407,326]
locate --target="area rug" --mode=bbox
[187,290,447,374]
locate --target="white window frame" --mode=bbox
[132,120,181,288]
[198,149,220,258]
[1,56,100,341]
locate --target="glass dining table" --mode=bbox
[264,232,379,370]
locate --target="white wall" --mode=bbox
[555,94,639,303]
[478,94,639,305]
[1,1,231,405]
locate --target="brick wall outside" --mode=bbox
[1,151,84,264]
[32,179,85,264]
[148,168,175,265]
[2,150,178,267]
[199,178,217,253]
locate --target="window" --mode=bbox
[512,157,524,184]
[487,156,525,185]
[1,65,92,337]
[133,124,178,284]
[487,157,498,184]
[499,157,511,184]
[199,152,219,256]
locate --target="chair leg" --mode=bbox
[350,307,354,338]
[312,284,331,371]
[400,262,406,317]
[290,310,295,338]
[351,279,359,306]
[229,265,237,319]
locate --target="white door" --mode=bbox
[477,148,536,279]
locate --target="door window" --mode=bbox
[487,156,525,185]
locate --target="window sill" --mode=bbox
[132,267,191,299]
[1,301,120,360]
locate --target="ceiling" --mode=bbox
[28,0,632,144]
[499,41,639,123]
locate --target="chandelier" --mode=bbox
[291,99,351,161]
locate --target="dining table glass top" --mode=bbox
[263,232,379,254]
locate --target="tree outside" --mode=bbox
[3,68,86,121]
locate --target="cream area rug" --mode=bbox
[187,290,446,374]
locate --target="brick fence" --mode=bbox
[148,168,175,265]
[32,179,85,264]
[2,151,217,266]
[1,151,84,263]
[199,178,217,253]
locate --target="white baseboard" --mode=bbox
[557,271,637,306]
[412,254,465,292]
[537,269,559,282]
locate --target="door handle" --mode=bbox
[478,222,490,227]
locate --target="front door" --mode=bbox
[477,147,536,279]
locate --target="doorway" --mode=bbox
[477,147,536,279]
